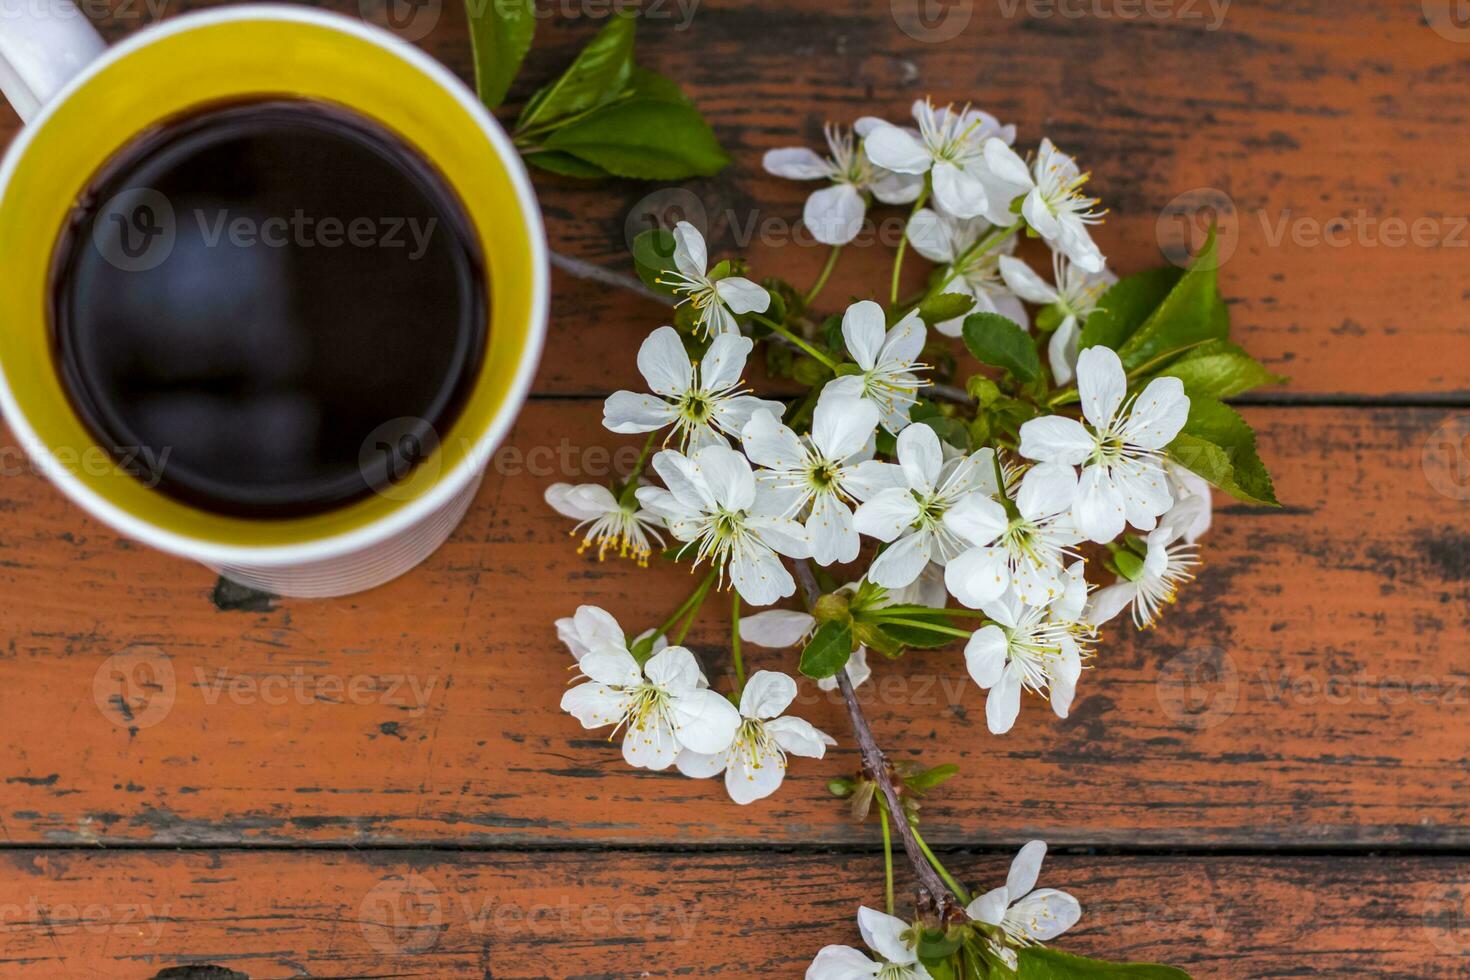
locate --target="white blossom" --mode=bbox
[763,123,923,245]
[852,424,1000,590]
[1085,523,1200,629]
[967,841,1081,969]
[999,252,1116,385]
[963,589,1089,734]
[905,208,1026,337]
[1018,346,1190,544]
[561,644,739,770]
[659,221,770,337]
[864,99,1019,223]
[1163,461,1213,544]
[555,604,663,663]
[822,300,928,434]
[677,670,835,804]
[603,326,784,451]
[984,138,1106,273]
[636,445,810,606]
[807,906,933,980]
[545,482,665,566]
[742,396,903,565]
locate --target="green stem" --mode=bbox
[730,593,746,692]
[911,827,971,905]
[865,616,973,639]
[992,451,1021,520]
[751,313,838,370]
[890,188,930,305]
[656,569,718,640]
[671,573,717,645]
[617,431,660,506]
[805,245,843,305]
[879,806,896,916]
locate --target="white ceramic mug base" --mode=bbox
[0,4,546,598]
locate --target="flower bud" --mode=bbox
[813,592,851,624]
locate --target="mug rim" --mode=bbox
[0,4,548,567]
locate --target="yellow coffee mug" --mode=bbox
[0,2,548,596]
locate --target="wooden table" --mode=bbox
[2,0,1467,976]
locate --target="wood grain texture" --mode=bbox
[0,850,1465,978]
[0,0,1465,400]
[1,404,1464,848]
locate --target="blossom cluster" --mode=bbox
[542,97,1269,979]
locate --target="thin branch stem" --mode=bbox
[750,313,838,370]
[671,574,716,645]
[617,431,660,505]
[890,188,930,305]
[655,568,718,640]
[911,826,971,904]
[549,250,674,307]
[805,245,843,305]
[730,593,746,692]
[880,806,896,916]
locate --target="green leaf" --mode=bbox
[515,13,636,133]
[962,312,1042,383]
[919,292,977,328]
[867,609,963,650]
[466,0,536,109]
[523,150,611,179]
[1147,339,1287,399]
[1018,947,1192,980]
[799,620,853,680]
[905,763,959,792]
[919,415,972,452]
[543,98,730,180]
[626,66,690,103]
[919,927,967,966]
[1114,227,1229,372]
[631,228,680,294]
[1079,266,1183,353]
[1113,548,1145,582]
[1167,398,1280,506]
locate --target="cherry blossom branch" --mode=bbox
[792,558,963,920]
[548,248,976,407]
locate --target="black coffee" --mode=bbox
[50,99,487,518]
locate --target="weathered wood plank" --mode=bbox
[1,405,1464,847]
[0,850,1464,978]
[0,0,1464,398]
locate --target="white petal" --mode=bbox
[1085,581,1137,627]
[869,167,924,205]
[947,547,1010,609]
[560,681,631,730]
[621,720,681,770]
[1023,190,1061,240]
[983,138,1033,188]
[544,482,613,521]
[931,160,989,220]
[715,276,771,315]
[728,544,798,605]
[739,609,816,648]
[998,254,1059,304]
[739,669,798,720]
[767,715,835,758]
[651,449,714,512]
[867,531,932,589]
[1018,415,1093,465]
[675,748,728,779]
[896,422,943,492]
[905,207,956,262]
[986,664,1023,734]
[852,488,921,542]
[1017,462,1079,521]
[841,300,887,369]
[578,648,643,688]
[644,645,703,691]
[843,460,907,502]
[672,220,707,278]
[763,146,831,180]
[670,687,742,754]
[700,331,755,391]
[1006,888,1081,941]
[814,393,880,462]
[805,183,867,246]
[964,624,1009,688]
[693,444,757,512]
[808,493,861,566]
[713,395,787,439]
[966,886,1009,927]
[806,944,881,980]
[1011,557,1063,609]
[1051,561,1090,622]
[878,310,927,366]
[857,907,917,965]
[1124,376,1191,449]
[863,124,932,174]
[742,409,808,471]
[1007,840,1047,898]
[559,604,625,659]
[943,493,1007,546]
[725,744,788,804]
[1057,220,1106,273]
[603,391,675,434]
[748,514,812,559]
[1075,346,1127,431]
[637,326,694,396]
[1073,464,1128,544]
[1048,313,1081,386]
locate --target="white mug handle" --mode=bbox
[0,0,107,122]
